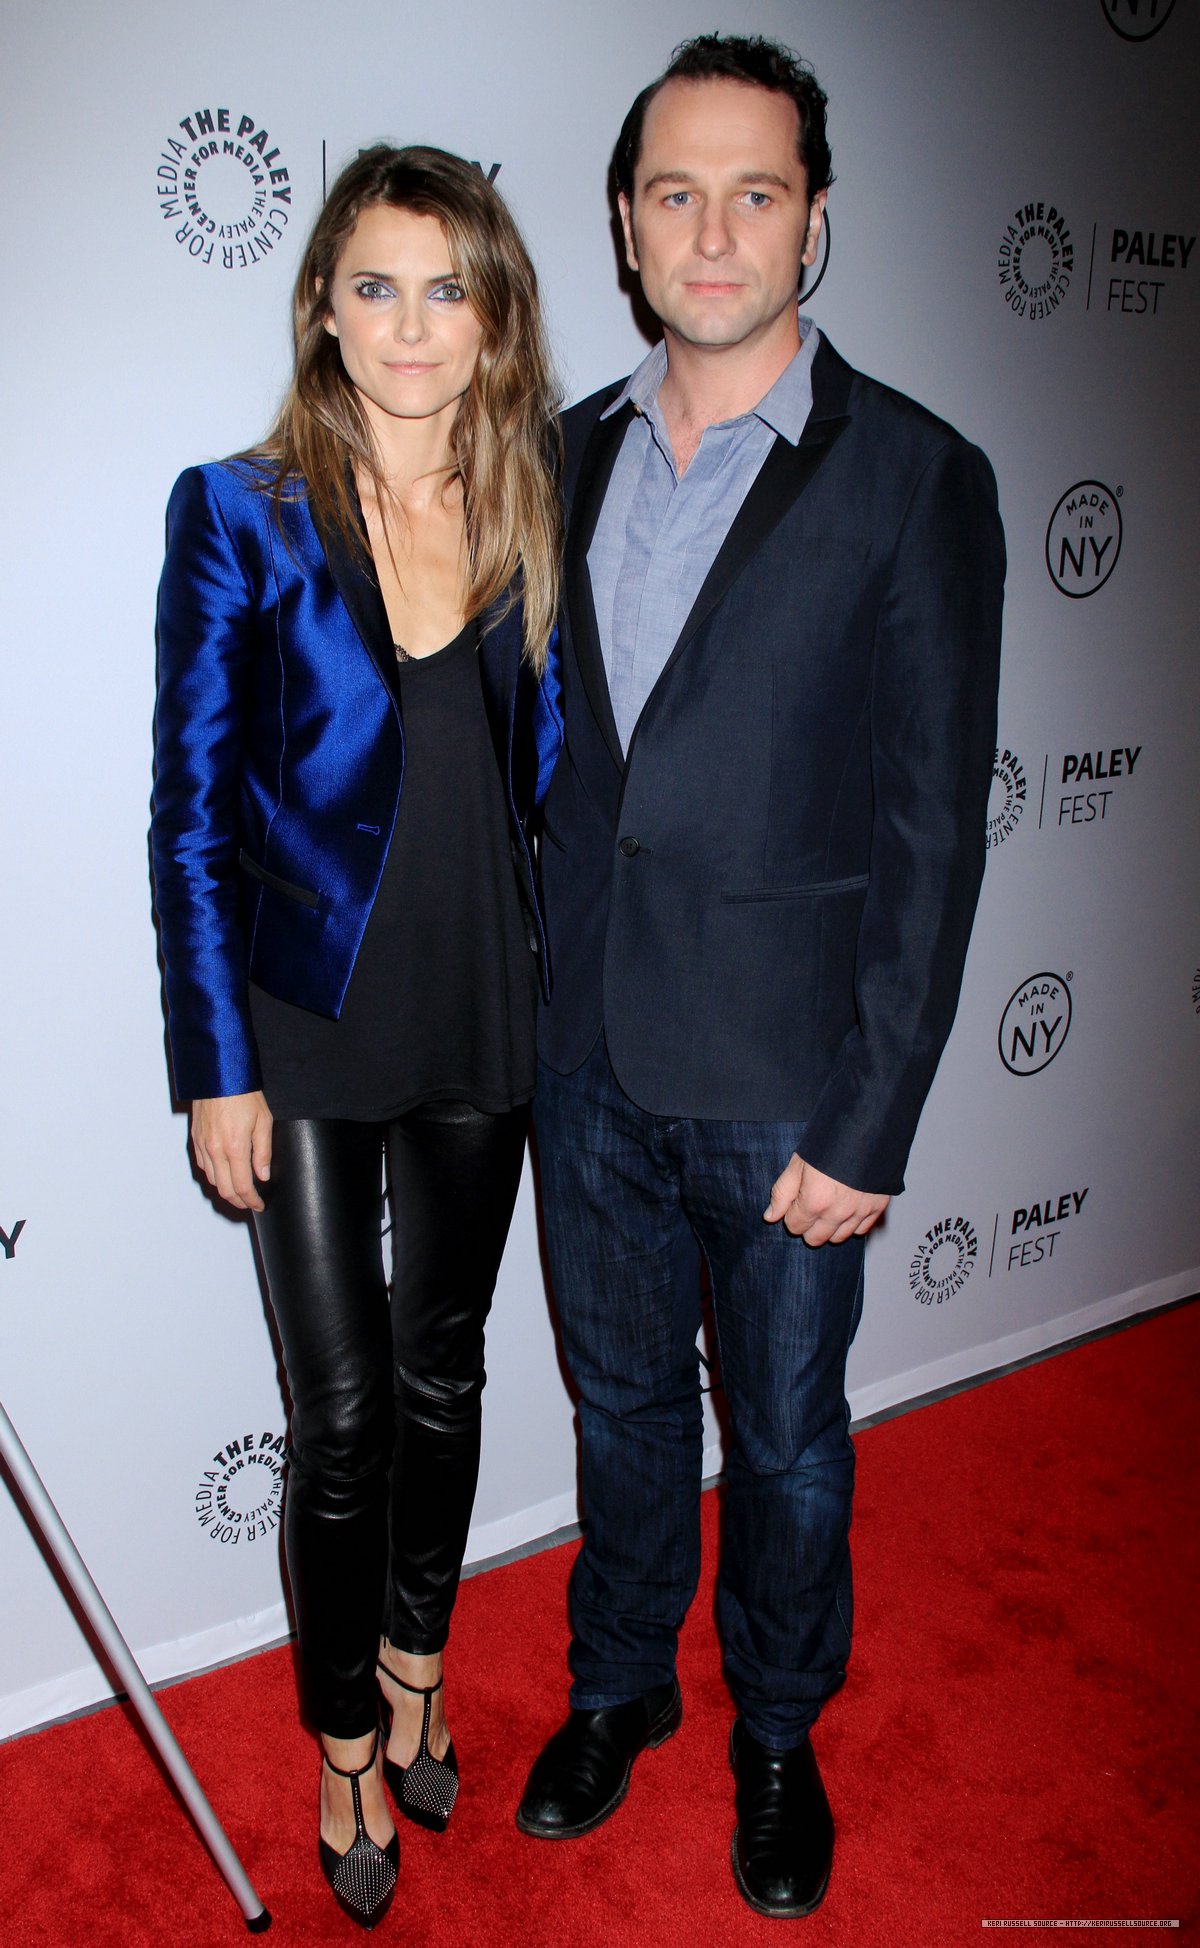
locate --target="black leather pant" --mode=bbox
[252,1104,528,1738]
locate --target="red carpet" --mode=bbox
[3,1302,1197,1944]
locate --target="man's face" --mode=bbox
[619,77,825,360]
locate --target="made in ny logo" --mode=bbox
[987,746,1028,851]
[908,1215,979,1305]
[1045,481,1123,597]
[156,108,293,269]
[997,201,1074,320]
[998,972,1073,1077]
[195,1431,285,1544]
[1101,0,1177,40]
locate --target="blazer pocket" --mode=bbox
[720,874,869,904]
[540,814,567,852]
[238,849,321,909]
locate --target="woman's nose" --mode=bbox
[394,295,428,343]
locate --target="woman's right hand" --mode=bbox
[191,1092,274,1213]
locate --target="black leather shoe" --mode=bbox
[729,1719,834,1918]
[516,1679,682,1838]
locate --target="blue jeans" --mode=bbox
[535,1038,865,1748]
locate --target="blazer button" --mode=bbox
[618,836,640,857]
[528,930,540,953]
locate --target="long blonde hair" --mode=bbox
[259,144,561,670]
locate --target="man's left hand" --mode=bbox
[764,1155,889,1246]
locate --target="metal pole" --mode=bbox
[0,1397,271,1933]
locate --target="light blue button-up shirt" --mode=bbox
[588,317,820,754]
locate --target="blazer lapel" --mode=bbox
[476,592,521,772]
[565,399,635,772]
[307,491,401,704]
[661,337,854,676]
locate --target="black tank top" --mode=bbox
[249,617,537,1121]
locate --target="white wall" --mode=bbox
[1,0,1196,1737]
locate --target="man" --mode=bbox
[517,34,1004,1919]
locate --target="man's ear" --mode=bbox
[618,192,639,275]
[801,189,828,271]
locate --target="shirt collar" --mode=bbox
[600,313,820,449]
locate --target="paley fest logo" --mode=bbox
[999,972,1073,1077]
[909,1174,1092,1303]
[988,746,1027,850]
[1093,224,1195,317]
[990,740,1145,843]
[156,108,292,269]
[195,1431,285,1545]
[1046,481,1122,597]
[1101,0,1176,41]
[987,1183,1091,1278]
[1055,742,1142,827]
[0,1213,25,1260]
[998,200,1074,320]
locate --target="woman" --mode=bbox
[151,145,561,1930]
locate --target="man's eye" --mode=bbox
[663,191,691,209]
[743,192,771,208]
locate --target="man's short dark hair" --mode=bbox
[613,33,833,204]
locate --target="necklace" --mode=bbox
[393,643,413,664]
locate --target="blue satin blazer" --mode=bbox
[151,460,563,1103]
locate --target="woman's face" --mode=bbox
[323,203,483,438]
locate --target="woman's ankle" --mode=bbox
[379,1640,443,1688]
[321,1724,379,1772]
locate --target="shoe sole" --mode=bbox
[730,1829,831,1919]
[515,1688,683,1840]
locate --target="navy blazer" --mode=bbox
[151,460,563,1104]
[538,335,1004,1194]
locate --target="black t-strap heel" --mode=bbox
[377,1658,460,1832]
[318,1726,400,1930]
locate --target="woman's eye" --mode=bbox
[354,279,391,301]
[430,280,466,303]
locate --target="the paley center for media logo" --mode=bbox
[988,747,1027,851]
[156,107,292,269]
[998,201,1074,321]
[195,1430,285,1544]
[908,1215,979,1305]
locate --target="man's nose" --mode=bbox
[696,205,735,259]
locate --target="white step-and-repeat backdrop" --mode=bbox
[2,0,1197,1738]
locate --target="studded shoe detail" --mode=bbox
[318,1728,400,1931]
[378,1659,460,1833]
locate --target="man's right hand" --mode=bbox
[191,1091,273,1212]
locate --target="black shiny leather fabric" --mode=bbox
[253,1105,528,1737]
